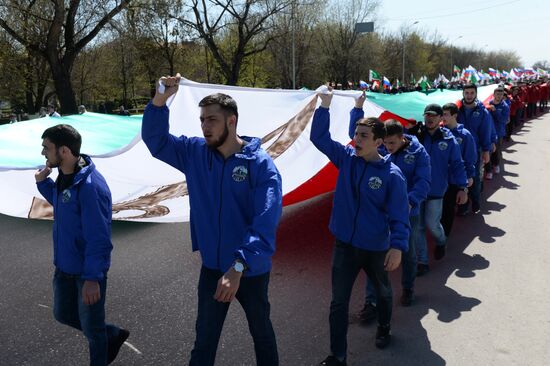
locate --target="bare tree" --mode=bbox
[318,0,379,88]
[176,0,293,85]
[0,0,130,114]
[266,0,322,88]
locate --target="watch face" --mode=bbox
[234,262,245,272]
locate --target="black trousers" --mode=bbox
[441,184,459,237]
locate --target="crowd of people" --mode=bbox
[311,79,548,366]
[31,72,548,366]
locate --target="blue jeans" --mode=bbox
[365,214,420,303]
[53,269,121,366]
[189,266,278,366]
[329,241,392,360]
[416,199,446,264]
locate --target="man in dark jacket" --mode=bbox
[142,74,282,366]
[35,124,129,366]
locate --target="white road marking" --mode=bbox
[38,304,50,309]
[124,341,142,355]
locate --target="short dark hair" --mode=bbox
[41,124,81,157]
[463,83,477,92]
[494,87,505,93]
[198,93,239,122]
[384,119,404,137]
[442,103,459,116]
[356,117,386,140]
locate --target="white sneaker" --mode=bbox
[485,172,493,180]
[494,166,501,174]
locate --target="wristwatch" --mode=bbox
[460,187,469,193]
[232,259,247,273]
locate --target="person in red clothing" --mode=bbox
[506,86,523,140]
[539,80,548,112]
[527,82,538,118]
[518,82,527,123]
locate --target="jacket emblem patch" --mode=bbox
[456,137,463,145]
[438,141,448,150]
[404,154,416,164]
[232,165,248,182]
[368,176,382,190]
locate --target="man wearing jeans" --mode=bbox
[142,74,282,366]
[35,124,129,366]
[409,104,468,274]
[311,90,410,366]
[349,97,430,312]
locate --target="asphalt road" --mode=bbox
[2,112,550,365]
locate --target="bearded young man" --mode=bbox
[142,74,282,366]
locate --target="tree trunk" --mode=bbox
[50,62,78,115]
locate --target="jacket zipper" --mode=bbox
[349,164,367,244]
[217,159,226,269]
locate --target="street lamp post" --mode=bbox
[450,35,463,76]
[402,21,419,84]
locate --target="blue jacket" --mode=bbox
[457,100,494,152]
[142,103,282,277]
[349,108,430,217]
[409,124,467,198]
[311,107,410,252]
[36,155,112,281]
[489,99,510,138]
[448,124,477,181]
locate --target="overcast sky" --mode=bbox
[376,0,550,68]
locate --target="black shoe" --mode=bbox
[319,355,347,366]
[359,302,377,323]
[400,288,414,306]
[416,263,429,277]
[107,329,130,364]
[472,201,480,214]
[375,325,391,349]
[434,245,446,260]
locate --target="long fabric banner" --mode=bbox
[0,80,494,222]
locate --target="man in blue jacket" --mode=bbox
[349,95,430,310]
[441,103,477,229]
[457,84,494,213]
[312,90,410,366]
[485,87,510,179]
[35,124,129,366]
[142,74,282,366]
[408,104,468,275]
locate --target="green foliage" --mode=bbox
[0,0,531,110]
